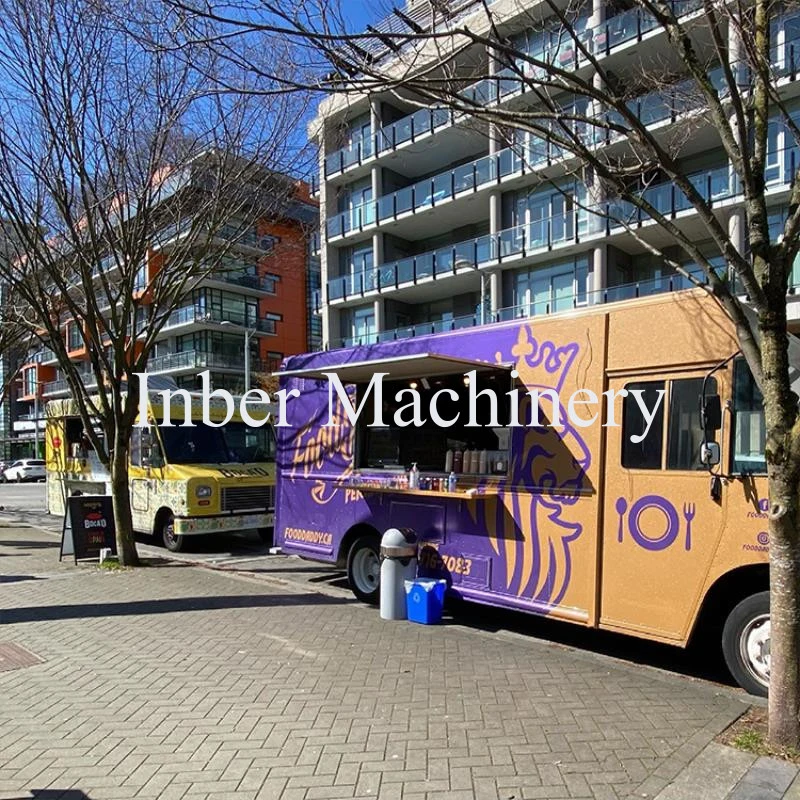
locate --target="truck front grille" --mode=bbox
[221,485,274,512]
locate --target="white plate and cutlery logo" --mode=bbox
[615,495,696,552]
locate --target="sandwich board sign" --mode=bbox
[60,494,117,563]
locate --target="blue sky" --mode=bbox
[339,2,389,32]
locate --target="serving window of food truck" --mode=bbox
[356,368,513,475]
[283,353,515,481]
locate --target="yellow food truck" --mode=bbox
[46,391,276,552]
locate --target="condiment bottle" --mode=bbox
[444,449,453,472]
[453,449,463,473]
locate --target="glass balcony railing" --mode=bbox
[206,271,277,292]
[331,271,714,347]
[327,139,561,240]
[321,0,707,178]
[161,306,277,334]
[327,67,733,243]
[336,312,481,348]
[43,380,69,395]
[42,373,97,396]
[326,202,377,239]
[30,348,57,364]
[324,137,375,177]
[325,152,792,303]
[327,208,588,301]
[148,349,266,374]
[605,163,735,229]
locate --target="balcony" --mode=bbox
[331,269,773,348]
[206,271,277,293]
[322,0,706,179]
[160,306,278,334]
[328,209,591,302]
[27,347,57,365]
[42,372,97,397]
[147,349,267,374]
[152,220,275,253]
[326,151,793,304]
[325,71,732,243]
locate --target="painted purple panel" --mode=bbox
[276,320,592,614]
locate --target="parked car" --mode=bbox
[2,459,46,483]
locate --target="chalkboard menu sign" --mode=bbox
[60,495,117,563]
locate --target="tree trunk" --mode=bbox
[759,309,800,746]
[110,427,139,567]
[767,471,800,746]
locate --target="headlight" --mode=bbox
[195,485,213,498]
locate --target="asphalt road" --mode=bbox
[0,480,47,513]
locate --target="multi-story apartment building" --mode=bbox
[12,177,317,457]
[310,0,800,349]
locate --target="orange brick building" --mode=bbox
[12,179,319,455]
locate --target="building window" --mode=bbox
[23,368,36,396]
[511,257,588,315]
[264,312,281,335]
[66,322,83,351]
[133,262,147,293]
[262,273,280,293]
[193,288,258,326]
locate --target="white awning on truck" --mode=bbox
[277,353,512,383]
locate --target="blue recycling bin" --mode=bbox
[404,578,447,625]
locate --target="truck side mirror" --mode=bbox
[700,441,720,467]
[700,394,722,432]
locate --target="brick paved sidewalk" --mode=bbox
[0,527,751,800]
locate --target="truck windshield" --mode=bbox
[158,421,275,465]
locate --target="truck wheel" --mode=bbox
[161,513,184,553]
[347,536,381,605]
[722,591,770,697]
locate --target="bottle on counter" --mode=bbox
[463,449,473,473]
[448,471,458,492]
[444,449,454,473]
[409,462,419,489]
[478,449,488,474]
[453,448,463,473]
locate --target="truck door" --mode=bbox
[130,426,150,513]
[599,371,728,643]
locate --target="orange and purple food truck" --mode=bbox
[275,288,782,695]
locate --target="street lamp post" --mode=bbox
[219,319,256,393]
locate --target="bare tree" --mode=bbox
[172,0,800,744]
[0,0,310,566]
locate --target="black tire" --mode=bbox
[160,513,184,553]
[257,527,274,546]
[346,535,381,605]
[722,591,770,697]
